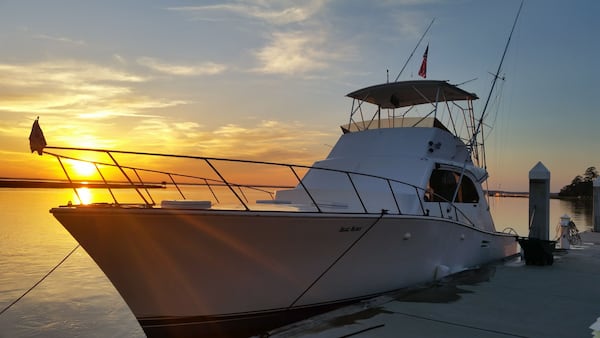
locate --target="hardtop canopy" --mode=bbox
[346,80,478,109]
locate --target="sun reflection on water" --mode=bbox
[75,187,93,205]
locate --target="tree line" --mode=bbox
[558,166,598,197]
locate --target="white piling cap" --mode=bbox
[560,214,571,226]
[529,161,550,180]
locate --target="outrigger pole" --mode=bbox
[451,1,523,204]
[394,18,435,82]
[470,0,524,169]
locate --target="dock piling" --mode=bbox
[594,178,600,232]
[528,162,550,240]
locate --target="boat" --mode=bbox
[33,77,519,337]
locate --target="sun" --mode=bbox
[70,160,97,177]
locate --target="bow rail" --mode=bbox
[43,145,478,226]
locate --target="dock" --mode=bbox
[266,231,600,338]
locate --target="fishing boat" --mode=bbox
[33,77,519,337]
[31,5,530,334]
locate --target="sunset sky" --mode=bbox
[0,0,598,192]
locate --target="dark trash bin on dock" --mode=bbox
[517,237,556,266]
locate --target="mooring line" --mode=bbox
[393,310,528,337]
[287,210,387,309]
[339,323,385,338]
[0,244,80,316]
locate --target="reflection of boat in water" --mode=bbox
[35,78,518,337]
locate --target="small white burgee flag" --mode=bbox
[29,117,47,156]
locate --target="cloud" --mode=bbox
[14,118,333,187]
[168,0,328,25]
[0,61,183,116]
[167,0,356,77]
[254,31,336,75]
[0,61,145,88]
[174,121,201,131]
[113,54,127,64]
[123,118,332,165]
[33,34,86,45]
[197,120,332,162]
[77,110,160,120]
[388,9,433,40]
[137,57,227,76]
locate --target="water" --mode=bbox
[0,189,593,337]
[489,195,593,236]
[0,189,143,337]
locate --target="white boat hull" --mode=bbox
[51,206,517,336]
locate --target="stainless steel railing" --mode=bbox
[42,145,476,226]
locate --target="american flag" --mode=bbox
[418,44,428,78]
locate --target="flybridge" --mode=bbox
[343,80,485,167]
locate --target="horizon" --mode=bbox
[1,0,598,192]
[0,180,581,195]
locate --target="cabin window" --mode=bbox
[425,169,479,203]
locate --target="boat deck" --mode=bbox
[266,231,600,338]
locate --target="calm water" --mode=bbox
[0,189,593,337]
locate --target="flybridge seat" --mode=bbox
[340,117,450,133]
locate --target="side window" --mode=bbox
[427,170,456,202]
[426,169,479,203]
[459,175,479,203]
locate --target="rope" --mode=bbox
[0,244,80,316]
[287,210,387,309]
[339,324,385,337]
[393,311,528,337]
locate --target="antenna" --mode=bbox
[455,78,478,86]
[394,18,435,82]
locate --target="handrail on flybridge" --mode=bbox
[40,145,477,226]
[343,81,483,167]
